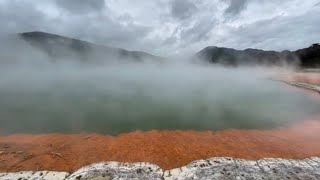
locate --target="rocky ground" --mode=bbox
[1,157,320,179]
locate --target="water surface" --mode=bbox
[0,65,319,134]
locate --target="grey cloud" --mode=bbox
[0,0,153,53]
[171,0,197,20]
[179,17,216,45]
[224,0,248,16]
[54,0,105,14]
[71,16,153,51]
[48,14,153,52]
[0,1,47,34]
[0,0,319,56]
[220,7,320,51]
[162,36,178,46]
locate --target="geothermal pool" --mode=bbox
[0,65,319,134]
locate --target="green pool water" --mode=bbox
[0,65,319,134]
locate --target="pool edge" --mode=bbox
[1,157,319,179]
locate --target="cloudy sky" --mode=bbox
[0,0,319,56]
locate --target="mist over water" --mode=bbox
[0,36,319,135]
[0,63,319,134]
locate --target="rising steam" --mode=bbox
[0,35,319,134]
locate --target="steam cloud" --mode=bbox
[0,35,319,134]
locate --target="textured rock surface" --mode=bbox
[65,162,163,180]
[164,157,320,180]
[0,171,69,180]
[1,157,319,179]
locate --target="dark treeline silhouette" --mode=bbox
[196,44,320,68]
[295,43,320,68]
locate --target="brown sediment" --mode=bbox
[278,71,320,85]
[1,118,320,173]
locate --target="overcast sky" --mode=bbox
[0,0,319,56]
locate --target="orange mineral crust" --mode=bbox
[1,118,320,173]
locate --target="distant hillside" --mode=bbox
[295,43,320,68]
[15,32,320,68]
[196,44,320,68]
[19,31,162,63]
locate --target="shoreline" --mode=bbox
[276,70,320,93]
[1,118,320,172]
[1,157,320,179]
[279,80,320,94]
